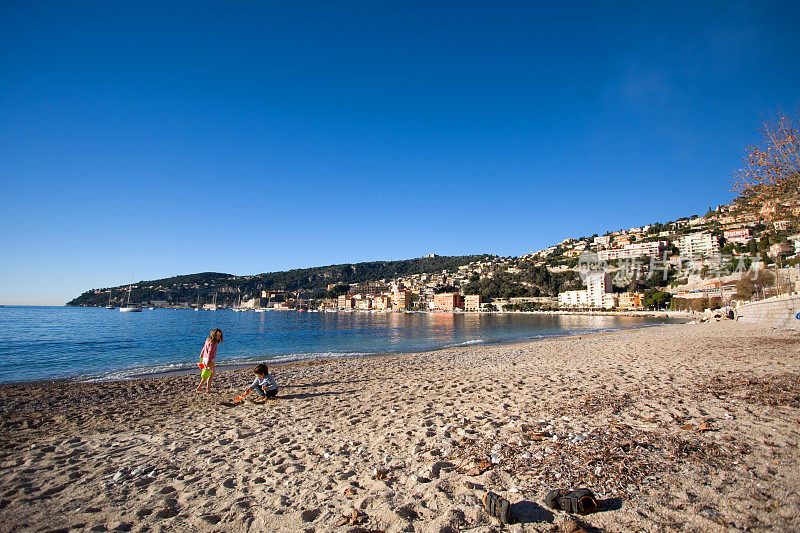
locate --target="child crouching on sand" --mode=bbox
[195,328,223,393]
[240,363,279,401]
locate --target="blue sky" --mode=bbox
[1,1,799,305]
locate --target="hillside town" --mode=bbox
[83,200,800,314]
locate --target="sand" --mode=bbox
[1,321,799,532]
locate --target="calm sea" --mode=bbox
[0,307,682,384]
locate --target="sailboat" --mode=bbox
[119,277,142,312]
[208,292,218,311]
[233,293,246,311]
[194,294,200,311]
[105,289,115,309]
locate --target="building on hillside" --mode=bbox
[391,290,413,310]
[774,220,792,231]
[769,242,793,257]
[464,294,482,311]
[593,235,611,247]
[586,272,614,308]
[617,292,644,310]
[355,297,372,310]
[372,295,392,310]
[677,233,720,258]
[597,241,668,261]
[337,295,355,309]
[433,292,464,311]
[349,283,389,297]
[723,228,752,244]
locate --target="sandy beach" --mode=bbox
[1,321,798,532]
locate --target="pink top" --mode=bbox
[200,339,218,366]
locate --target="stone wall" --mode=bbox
[735,294,800,331]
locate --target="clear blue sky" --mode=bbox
[2,1,799,305]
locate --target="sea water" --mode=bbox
[0,306,682,384]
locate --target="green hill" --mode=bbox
[66,255,493,307]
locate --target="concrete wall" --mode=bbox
[735,294,800,331]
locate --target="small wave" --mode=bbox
[443,339,484,349]
[264,351,377,364]
[79,352,380,382]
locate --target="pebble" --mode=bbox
[112,470,124,482]
[491,454,501,464]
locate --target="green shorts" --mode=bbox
[200,368,212,379]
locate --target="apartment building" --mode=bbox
[774,220,791,231]
[723,228,752,244]
[586,272,614,308]
[464,294,482,311]
[391,290,413,310]
[348,283,389,297]
[593,235,611,247]
[337,295,355,309]
[677,233,720,258]
[558,290,589,308]
[372,295,392,310]
[597,241,667,261]
[433,292,464,311]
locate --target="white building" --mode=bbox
[597,241,668,261]
[558,290,589,308]
[677,233,720,259]
[586,272,614,308]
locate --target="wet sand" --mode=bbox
[1,321,798,532]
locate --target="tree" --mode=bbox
[643,289,671,310]
[733,269,775,300]
[732,112,800,219]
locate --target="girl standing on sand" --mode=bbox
[195,328,223,393]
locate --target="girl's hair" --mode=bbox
[253,363,268,376]
[208,328,223,344]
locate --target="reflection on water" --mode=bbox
[0,307,682,384]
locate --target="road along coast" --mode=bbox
[1,321,798,531]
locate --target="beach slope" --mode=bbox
[1,321,798,531]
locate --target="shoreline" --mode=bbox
[2,321,798,531]
[0,318,687,387]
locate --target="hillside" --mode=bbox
[66,255,493,307]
